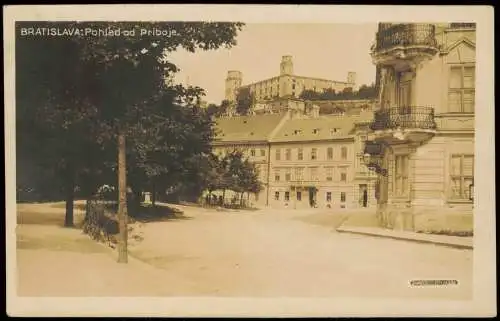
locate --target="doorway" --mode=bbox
[308,187,317,208]
[398,80,412,108]
[359,184,368,208]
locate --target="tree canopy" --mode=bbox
[204,150,262,206]
[16,21,245,224]
[299,84,377,101]
[235,87,255,115]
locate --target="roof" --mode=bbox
[270,115,359,143]
[214,113,287,143]
[240,74,351,89]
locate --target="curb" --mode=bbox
[336,227,473,250]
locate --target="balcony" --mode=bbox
[362,141,387,176]
[363,140,384,155]
[371,23,439,69]
[449,23,476,29]
[369,106,437,144]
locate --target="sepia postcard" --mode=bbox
[4,4,496,318]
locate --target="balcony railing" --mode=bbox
[362,141,387,176]
[374,23,438,52]
[370,106,437,131]
[363,141,384,155]
[449,23,476,29]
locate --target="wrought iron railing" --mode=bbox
[370,106,437,131]
[362,141,388,176]
[374,23,438,52]
[450,23,476,29]
[363,141,384,155]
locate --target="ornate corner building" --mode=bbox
[363,23,476,233]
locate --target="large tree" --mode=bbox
[235,87,254,115]
[16,21,245,261]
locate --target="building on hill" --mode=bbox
[224,55,356,113]
[362,22,476,233]
[212,100,377,209]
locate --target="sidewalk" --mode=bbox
[336,226,473,250]
[16,224,200,296]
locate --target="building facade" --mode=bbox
[363,23,475,232]
[224,55,356,105]
[212,112,289,205]
[213,99,377,209]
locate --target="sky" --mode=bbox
[168,23,379,105]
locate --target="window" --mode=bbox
[285,191,290,201]
[394,155,410,197]
[326,192,332,202]
[297,191,302,201]
[275,191,280,200]
[275,149,281,160]
[250,149,256,157]
[311,148,317,160]
[295,167,304,181]
[260,149,266,157]
[341,146,348,160]
[313,128,319,134]
[298,148,303,160]
[310,167,318,181]
[285,148,291,161]
[448,65,475,113]
[326,167,333,181]
[327,147,333,160]
[341,172,347,182]
[285,169,291,181]
[340,192,346,203]
[275,170,281,182]
[450,154,474,200]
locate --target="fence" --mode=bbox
[82,195,119,246]
[201,194,251,209]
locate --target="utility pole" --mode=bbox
[117,130,128,263]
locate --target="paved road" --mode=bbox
[128,206,473,299]
[15,203,472,299]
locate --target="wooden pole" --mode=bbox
[117,131,128,263]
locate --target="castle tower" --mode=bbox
[347,71,357,86]
[280,55,294,75]
[225,70,243,102]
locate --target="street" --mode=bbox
[16,203,472,299]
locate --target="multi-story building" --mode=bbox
[363,23,476,232]
[224,55,356,106]
[212,112,289,204]
[267,108,376,209]
[212,99,377,209]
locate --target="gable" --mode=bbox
[443,38,476,64]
